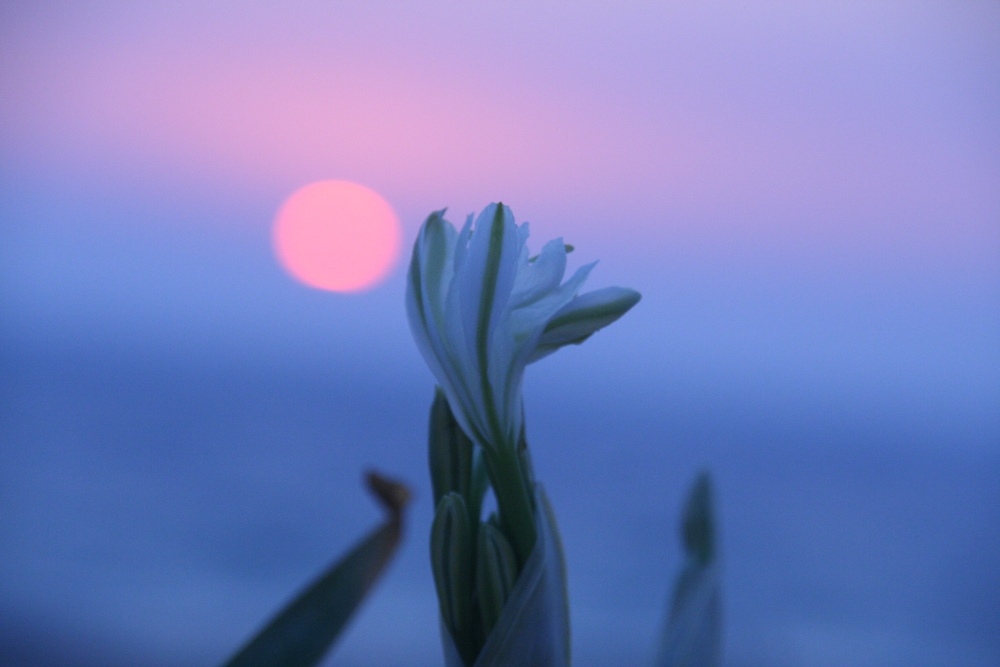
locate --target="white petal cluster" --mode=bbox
[406,203,639,454]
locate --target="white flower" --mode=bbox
[406,203,640,455]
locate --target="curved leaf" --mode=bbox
[221,471,410,667]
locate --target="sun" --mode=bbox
[273,180,402,292]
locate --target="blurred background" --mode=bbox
[1,2,998,665]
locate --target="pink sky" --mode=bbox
[2,1,998,272]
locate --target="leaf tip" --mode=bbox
[365,470,412,520]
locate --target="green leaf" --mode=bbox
[221,471,410,667]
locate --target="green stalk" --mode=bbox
[484,442,537,569]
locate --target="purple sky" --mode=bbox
[3,2,998,267]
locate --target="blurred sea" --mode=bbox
[1,216,997,666]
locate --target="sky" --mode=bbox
[1,2,998,666]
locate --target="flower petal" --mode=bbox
[510,238,567,309]
[406,211,450,377]
[408,211,484,446]
[495,262,598,436]
[506,262,596,342]
[457,203,522,447]
[528,287,641,363]
[419,210,457,330]
[407,202,639,457]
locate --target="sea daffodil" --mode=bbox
[406,202,640,456]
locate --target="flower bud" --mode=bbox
[431,493,473,640]
[428,388,473,504]
[475,521,519,638]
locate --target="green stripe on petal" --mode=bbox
[529,287,641,363]
[468,203,515,450]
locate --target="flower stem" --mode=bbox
[485,443,537,569]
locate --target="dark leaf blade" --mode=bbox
[222,472,409,667]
